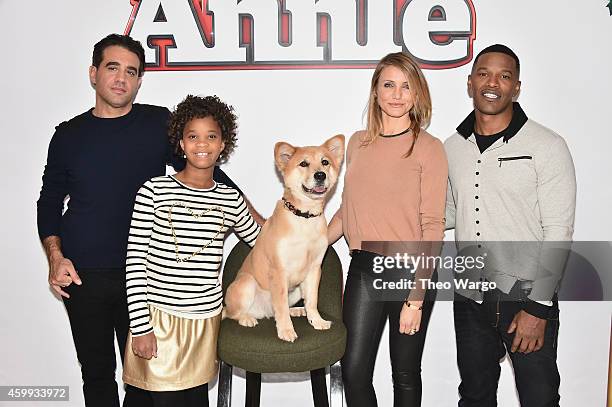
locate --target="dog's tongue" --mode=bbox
[313,186,326,193]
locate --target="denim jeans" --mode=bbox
[453,287,560,407]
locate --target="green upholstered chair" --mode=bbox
[217,240,346,407]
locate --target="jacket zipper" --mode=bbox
[498,156,532,167]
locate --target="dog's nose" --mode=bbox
[314,171,326,182]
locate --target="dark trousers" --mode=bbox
[149,384,208,407]
[341,251,436,407]
[454,289,560,407]
[63,270,151,407]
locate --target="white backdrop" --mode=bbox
[1,0,611,406]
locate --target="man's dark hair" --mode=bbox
[472,44,520,74]
[92,34,146,77]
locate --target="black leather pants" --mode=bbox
[341,250,436,407]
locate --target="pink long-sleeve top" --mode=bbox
[338,130,448,252]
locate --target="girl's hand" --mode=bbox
[132,332,157,359]
[399,301,423,335]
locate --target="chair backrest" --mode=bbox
[221,241,343,321]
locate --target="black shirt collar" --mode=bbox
[456,102,528,143]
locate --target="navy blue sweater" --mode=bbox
[37,103,240,270]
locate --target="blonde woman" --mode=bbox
[328,52,447,406]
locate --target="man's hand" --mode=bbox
[507,310,547,353]
[43,236,81,298]
[49,255,81,298]
[132,332,157,359]
[245,198,266,226]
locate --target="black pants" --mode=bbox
[341,251,436,407]
[454,288,560,407]
[63,270,151,407]
[149,384,208,407]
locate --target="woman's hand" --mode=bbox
[132,332,157,359]
[399,301,423,335]
[327,211,343,245]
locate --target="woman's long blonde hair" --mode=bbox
[363,52,432,157]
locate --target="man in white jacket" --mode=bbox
[445,44,576,407]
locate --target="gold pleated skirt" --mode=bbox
[123,306,221,391]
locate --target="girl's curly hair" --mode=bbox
[168,95,238,163]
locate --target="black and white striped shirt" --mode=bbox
[126,175,259,336]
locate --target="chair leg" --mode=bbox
[245,371,261,407]
[329,361,343,407]
[310,368,329,407]
[217,361,233,407]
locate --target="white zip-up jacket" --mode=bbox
[445,103,576,312]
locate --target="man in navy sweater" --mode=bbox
[37,34,261,407]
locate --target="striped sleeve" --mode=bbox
[232,193,260,247]
[125,181,156,336]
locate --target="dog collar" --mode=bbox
[282,197,321,219]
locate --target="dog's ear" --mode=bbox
[323,134,345,165]
[274,142,296,171]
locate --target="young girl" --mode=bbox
[122,95,260,406]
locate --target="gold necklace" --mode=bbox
[167,202,225,263]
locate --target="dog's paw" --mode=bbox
[238,315,259,328]
[309,317,332,330]
[277,327,298,342]
[289,307,307,317]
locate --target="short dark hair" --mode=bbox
[92,34,146,77]
[168,95,238,164]
[472,44,520,74]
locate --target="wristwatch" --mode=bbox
[403,300,423,311]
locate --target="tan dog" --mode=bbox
[224,135,345,342]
